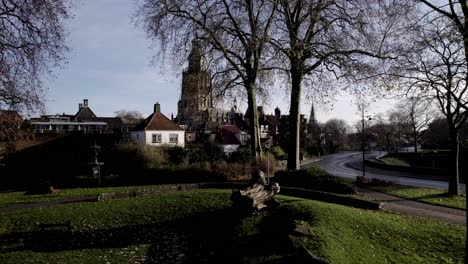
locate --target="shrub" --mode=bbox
[215,161,251,180]
[109,142,167,175]
[271,146,287,160]
[183,144,208,165]
[274,167,356,194]
[306,165,329,177]
[165,146,186,165]
[356,176,394,186]
[203,141,224,167]
[227,147,252,164]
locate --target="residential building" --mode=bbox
[131,103,185,147]
[30,99,122,134]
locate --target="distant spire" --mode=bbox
[309,103,317,126]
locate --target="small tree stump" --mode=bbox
[231,173,281,213]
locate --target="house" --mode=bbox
[218,125,248,154]
[131,103,185,147]
[29,99,122,134]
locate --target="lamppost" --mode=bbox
[361,107,371,177]
[264,141,271,185]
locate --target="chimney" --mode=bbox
[275,107,281,118]
[79,103,83,110]
[83,99,88,107]
[154,102,161,113]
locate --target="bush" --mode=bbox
[227,147,252,163]
[306,165,329,177]
[271,146,287,160]
[275,166,356,194]
[109,142,167,175]
[165,146,186,165]
[215,162,251,180]
[356,176,394,187]
[182,144,209,165]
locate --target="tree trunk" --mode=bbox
[287,60,303,171]
[447,127,460,196]
[385,134,390,153]
[413,137,418,153]
[246,82,262,164]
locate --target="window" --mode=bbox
[152,133,162,143]
[169,134,178,144]
[187,134,192,140]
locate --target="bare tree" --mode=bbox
[135,0,278,161]
[115,110,144,124]
[269,0,396,170]
[388,110,409,153]
[0,0,72,112]
[389,13,467,195]
[369,114,393,153]
[397,97,432,153]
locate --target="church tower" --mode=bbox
[309,103,317,126]
[176,39,213,129]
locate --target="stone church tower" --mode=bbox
[176,39,213,130]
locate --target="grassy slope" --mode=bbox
[365,185,466,210]
[380,157,410,166]
[279,195,465,263]
[0,190,465,263]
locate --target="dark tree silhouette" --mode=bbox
[0,0,72,112]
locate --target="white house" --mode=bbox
[131,103,185,147]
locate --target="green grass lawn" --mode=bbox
[0,189,464,263]
[0,184,183,208]
[380,157,410,167]
[364,185,466,210]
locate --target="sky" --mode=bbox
[43,0,397,126]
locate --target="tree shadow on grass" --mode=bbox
[0,207,312,263]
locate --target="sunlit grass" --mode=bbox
[0,190,464,263]
[380,157,410,167]
[365,185,466,209]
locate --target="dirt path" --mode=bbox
[358,188,466,225]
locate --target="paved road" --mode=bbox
[303,152,466,191]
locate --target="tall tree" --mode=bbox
[0,0,72,112]
[270,0,395,170]
[369,114,393,153]
[136,0,278,162]
[323,118,348,153]
[390,6,467,195]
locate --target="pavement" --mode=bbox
[300,152,466,225]
[358,188,466,225]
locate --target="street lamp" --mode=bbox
[361,107,371,177]
[264,141,271,185]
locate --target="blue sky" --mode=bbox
[43,0,396,126]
